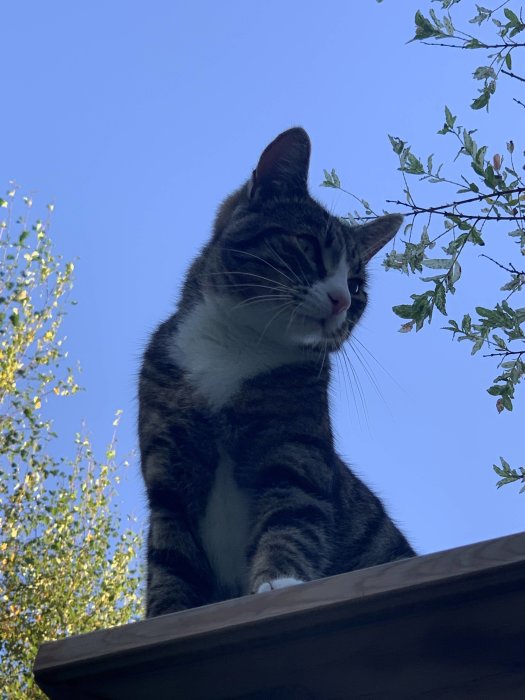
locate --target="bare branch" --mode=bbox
[388,204,524,221]
[387,186,525,222]
[501,69,525,83]
[483,350,525,359]
[389,187,524,213]
[480,254,525,277]
[421,40,525,49]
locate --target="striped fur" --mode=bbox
[139,128,414,617]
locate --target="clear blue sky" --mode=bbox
[4,1,523,556]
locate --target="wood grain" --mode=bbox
[34,531,525,699]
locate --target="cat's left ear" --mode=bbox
[248,127,311,199]
[355,214,403,264]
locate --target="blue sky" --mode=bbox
[4,1,523,556]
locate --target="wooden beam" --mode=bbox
[34,531,525,699]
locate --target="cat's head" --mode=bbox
[203,127,402,351]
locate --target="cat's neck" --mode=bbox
[171,294,325,410]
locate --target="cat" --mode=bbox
[139,127,415,618]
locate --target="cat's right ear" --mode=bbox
[248,127,311,199]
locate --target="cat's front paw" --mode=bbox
[256,577,305,594]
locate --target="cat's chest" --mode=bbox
[199,447,250,593]
[170,296,299,410]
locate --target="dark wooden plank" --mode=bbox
[34,531,525,699]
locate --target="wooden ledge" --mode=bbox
[34,531,525,699]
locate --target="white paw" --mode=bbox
[256,577,305,593]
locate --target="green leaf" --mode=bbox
[404,153,425,174]
[444,105,456,128]
[469,227,485,245]
[321,168,340,188]
[447,261,461,286]
[471,337,484,354]
[464,38,485,49]
[422,258,452,269]
[471,88,490,110]
[502,393,513,411]
[443,15,454,35]
[505,52,512,70]
[504,8,520,25]
[473,65,496,80]
[434,283,447,315]
[413,10,436,37]
[392,304,415,319]
[388,135,406,155]
[463,130,476,156]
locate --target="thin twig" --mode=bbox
[480,254,525,276]
[421,40,525,49]
[483,350,525,359]
[387,201,525,222]
[388,187,524,213]
[501,69,525,83]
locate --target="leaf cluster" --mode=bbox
[411,3,525,110]
[0,187,143,698]
[321,1,525,491]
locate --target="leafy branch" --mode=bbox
[411,3,525,109]
[323,2,525,492]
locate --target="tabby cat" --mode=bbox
[139,127,414,618]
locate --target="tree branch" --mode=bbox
[421,40,525,49]
[388,204,524,221]
[483,350,525,359]
[501,69,525,83]
[387,186,525,221]
[480,254,525,277]
[389,187,524,213]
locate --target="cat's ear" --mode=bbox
[355,214,403,263]
[248,127,311,198]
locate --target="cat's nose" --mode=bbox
[327,291,350,315]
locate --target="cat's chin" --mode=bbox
[288,314,349,351]
[293,327,348,353]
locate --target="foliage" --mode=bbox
[323,1,525,491]
[0,186,143,699]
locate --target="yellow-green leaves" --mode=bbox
[0,187,143,699]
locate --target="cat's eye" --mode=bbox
[347,278,360,295]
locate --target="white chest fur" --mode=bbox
[170,295,301,410]
[199,447,250,592]
[172,295,305,591]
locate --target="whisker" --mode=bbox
[264,240,303,287]
[285,300,301,333]
[336,346,361,422]
[257,301,296,346]
[334,352,352,420]
[345,346,368,415]
[352,335,403,390]
[340,345,370,429]
[348,342,386,406]
[203,270,292,292]
[230,294,293,313]
[317,340,328,378]
[224,248,297,286]
[212,281,293,294]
